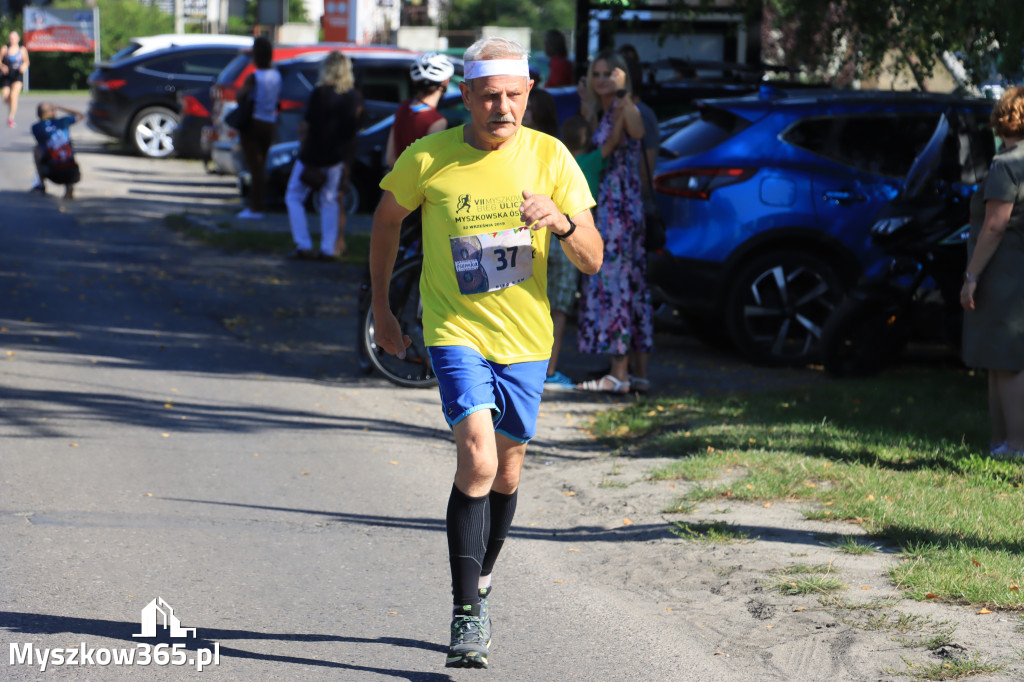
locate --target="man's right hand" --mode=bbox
[373,308,413,359]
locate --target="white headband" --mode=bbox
[464,59,530,79]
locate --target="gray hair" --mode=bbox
[463,36,528,63]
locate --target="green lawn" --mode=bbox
[588,368,1024,610]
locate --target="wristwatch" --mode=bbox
[964,271,979,284]
[555,214,576,241]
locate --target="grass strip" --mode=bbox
[587,368,1024,609]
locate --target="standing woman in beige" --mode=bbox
[960,86,1024,459]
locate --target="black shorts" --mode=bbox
[1,71,23,87]
[42,163,81,185]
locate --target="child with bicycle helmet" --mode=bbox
[385,52,454,167]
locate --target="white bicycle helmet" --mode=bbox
[410,52,454,83]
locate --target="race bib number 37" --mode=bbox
[450,228,533,295]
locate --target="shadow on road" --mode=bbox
[0,611,452,680]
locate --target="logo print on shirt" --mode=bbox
[456,194,471,214]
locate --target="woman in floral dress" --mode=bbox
[576,50,654,394]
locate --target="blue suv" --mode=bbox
[650,88,994,365]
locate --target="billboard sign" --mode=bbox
[23,7,98,53]
[322,0,352,42]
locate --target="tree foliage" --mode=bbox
[445,0,574,44]
[760,0,1024,89]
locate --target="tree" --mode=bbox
[445,0,575,43]
[759,0,1024,89]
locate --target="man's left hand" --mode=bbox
[519,189,569,237]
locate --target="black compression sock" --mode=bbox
[446,484,489,606]
[481,488,518,578]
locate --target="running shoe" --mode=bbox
[544,370,575,390]
[478,587,492,646]
[236,208,263,220]
[7,118,14,128]
[446,604,489,669]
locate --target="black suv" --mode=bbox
[87,44,245,158]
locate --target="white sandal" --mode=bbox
[577,374,630,394]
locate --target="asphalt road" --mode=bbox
[0,94,833,681]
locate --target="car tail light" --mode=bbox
[279,99,304,111]
[654,167,755,200]
[94,78,127,91]
[181,95,209,118]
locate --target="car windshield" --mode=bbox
[661,105,749,159]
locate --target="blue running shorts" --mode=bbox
[428,345,548,443]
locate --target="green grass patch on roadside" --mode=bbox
[821,535,881,555]
[164,213,370,264]
[588,368,1024,609]
[669,520,751,544]
[887,653,1006,680]
[771,573,845,596]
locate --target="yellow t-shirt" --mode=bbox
[381,125,595,364]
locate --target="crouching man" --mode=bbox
[31,102,83,199]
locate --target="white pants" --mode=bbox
[285,159,343,254]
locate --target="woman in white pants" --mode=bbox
[286,51,364,260]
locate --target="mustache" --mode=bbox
[488,114,516,124]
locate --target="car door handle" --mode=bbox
[823,189,867,204]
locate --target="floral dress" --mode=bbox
[576,102,654,356]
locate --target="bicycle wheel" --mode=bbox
[363,256,437,388]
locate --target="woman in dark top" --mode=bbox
[960,86,1024,459]
[1,30,29,127]
[285,51,364,260]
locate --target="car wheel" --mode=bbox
[130,107,179,158]
[725,251,845,366]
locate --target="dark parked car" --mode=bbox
[87,44,246,158]
[650,88,994,366]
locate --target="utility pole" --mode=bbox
[175,0,185,34]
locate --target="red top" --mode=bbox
[392,99,446,158]
[545,55,573,87]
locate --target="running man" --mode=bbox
[369,36,603,669]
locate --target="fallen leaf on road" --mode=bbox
[925,593,938,599]
[860,586,872,590]
[763,502,772,508]
[622,518,633,526]
[69,443,78,447]
[390,461,399,465]
[301,472,310,476]
[568,548,579,552]
[562,491,576,496]
[554,580,564,584]
[161,433,169,438]
[793,607,805,612]
[977,608,993,614]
